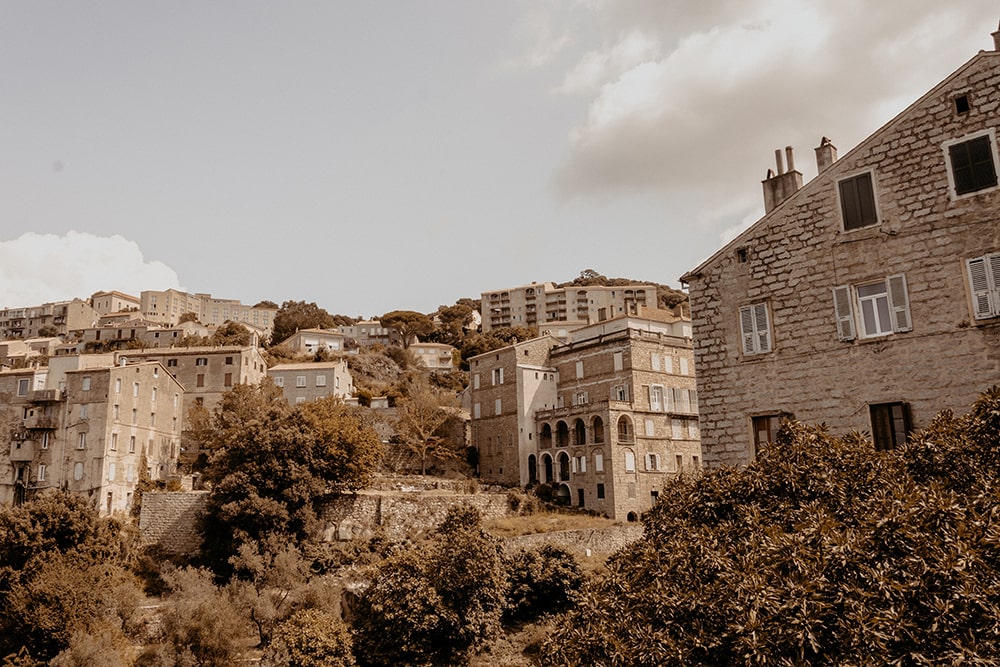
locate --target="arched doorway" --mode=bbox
[574,418,586,445]
[557,452,570,481]
[527,454,538,485]
[542,454,553,483]
[556,421,570,448]
[554,483,571,506]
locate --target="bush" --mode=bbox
[505,545,583,624]
[265,608,355,667]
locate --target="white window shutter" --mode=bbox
[753,303,771,352]
[990,254,1000,316]
[969,256,993,318]
[739,305,756,353]
[664,355,673,373]
[832,286,856,341]
[887,274,912,332]
[651,353,660,371]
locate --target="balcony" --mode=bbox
[29,389,64,403]
[9,441,34,461]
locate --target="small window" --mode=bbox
[948,133,998,196]
[295,396,306,404]
[37,464,46,482]
[646,453,659,470]
[838,172,878,231]
[296,376,307,388]
[644,418,655,437]
[833,275,911,340]
[77,432,86,450]
[316,375,327,387]
[129,435,136,453]
[167,359,178,367]
[473,403,481,419]
[17,379,29,396]
[131,409,137,425]
[739,303,772,354]
[81,376,92,391]
[274,376,284,387]
[736,247,749,263]
[614,351,623,371]
[596,483,605,499]
[575,361,584,379]
[495,398,502,415]
[133,382,139,397]
[870,402,910,451]
[151,387,157,403]
[74,462,83,481]
[954,94,970,115]
[196,357,208,366]
[111,433,118,451]
[624,450,636,473]
[595,452,604,471]
[492,368,504,385]
[473,373,480,389]
[41,432,49,449]
[225,356,234,365]
[966,253,1000,320]
[115,378,122,394]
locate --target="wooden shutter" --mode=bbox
[967,257,992,318]
[739,305,756,354]
[753,303,771,352]
[832,286,856,341]
[887,274,912,332]
[739,303,770,354]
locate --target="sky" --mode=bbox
[1,2,997,317]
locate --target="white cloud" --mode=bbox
[0,232,182,307]
[556,30,660,95]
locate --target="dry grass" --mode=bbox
[484,511,619,539]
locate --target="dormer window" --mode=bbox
[838,171,877,231]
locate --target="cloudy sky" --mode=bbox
[1,2,996,316]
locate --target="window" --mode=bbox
[296,396,306,404]
[966,253,1000,320]
[133,382,139,397]
[739,303,772,354]
[614,385,628,402]
[649,385,664,411]
[224,373,233,387]
[492,368,504,385]
[196,357,208,366]
[577,454,587,473]
[82,376,91,391]
[115,378,122,394]
[617,416,634,443]
[316,375,327,387]
[473,403,481,419]
[495,398,502,415]
[574,391,588,406]
[644,418,655,436]
[77,432,86,450]
[473,373,480,389]
[954,94,971,115]
[37,464,46,482]
[225,356,233,365]
[870,402,910,451]
[833,275,911,340]
[41,432,49,449]
[624,450,636,473]
[646,453,659,470]
[79,404,88,419]
[151,387,157,403]
[150,412,156,427]
[575,361,584,379]
[650,353,660,371]
[274,376,284,387]
[113,404,120,420]
[196,374,205,388]
[296,376,307,388]
[129,436,136,453]
[838,172,878,230]
[947,132,998,196]
[595,452,604,472]
[111,433,118,451]
[167,359,178,367]
[752,414,789,456]
[679,357,689,375]
[597,483,605,499]
[74,462,83,481]
[131,408,137,425]
[614,352,623,371]
[671,419,684,440]
[17,379,29,396]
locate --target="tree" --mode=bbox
[271,301,336,346]
[379,310,434,348]
[459,326,538,370]
[178,312,200,324]
[394,376,459,475]
[199,387,382,577]
[210,321,252,346]
[541,388,1000,666]
[504,545,583,625]
[266,608,355,667]
[37,325,59,338]
[352,507,508,667]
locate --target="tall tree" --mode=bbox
[394,376,459,475]
[380,310,434,348]
[270,301,336,346]
[210,321,252,346]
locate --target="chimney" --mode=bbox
[761,145,803,213]
[815,136,838,173]
[993,20,1000,51]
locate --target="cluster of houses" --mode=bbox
[3,31,1000,521]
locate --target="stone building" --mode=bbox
[409,341,458,372]
[480,282,658,333]
[0,299,98,340]
[470,309,698,520]
[139,289,277,338]
[274,328,347,355]
[681,31,1000,468]
[0,357,183,515]
[268,360,354,405]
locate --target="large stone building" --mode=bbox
[470,309,698,520]
[0,356,183,515]
[480,282,658,333]
[681,31,1000,468]
[0,299,98,340]
[139,289,277,338]
[268,360,354,405]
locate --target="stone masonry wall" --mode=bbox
[139,491,209,555]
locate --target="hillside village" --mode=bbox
[2,22,1000,667]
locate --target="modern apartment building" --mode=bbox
[480,282,657,333]
[0,299,98,340]
[0,357,183,515]
[139,289,278,338]
[681,30,1000,468]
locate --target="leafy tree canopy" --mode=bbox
[556,268,688,310]
[542,387,1000,666]
[379,310,434,348]
[209,321,252,346]
[271,301,345,346]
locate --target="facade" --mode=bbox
[0,338,61,368]
[276,328,347,355]
[139,289,278,338]
[89,291,141,316]
[681,35,1000,468]
[480,282,657,333]
[0,299,98,340]
[0,358,183,515]
[410,342,458,372]
[336,320,399,347]
[470,310,698,520]
[268,361,354,405]
[116,345,268,421]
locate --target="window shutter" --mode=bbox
[832,286,856,341]
[990,254,1000,316]
[664,355,673,373]
[887,274,912,332]
[651,353,660,371]
[968,255,1000,319]
[739,305,757,354]
[753,303,771,352]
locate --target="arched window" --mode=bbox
[617,416,634,443]
[539,423,552,449]
[558,452,570,482]
[592,416,605,444]
[542,454,553,483]
[556,421,570,448]
[574,418,586,446]
[624,449,636,473]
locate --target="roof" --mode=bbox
[268,361,348,371]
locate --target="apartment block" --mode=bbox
[481,282,657,333]
[410,342,458,372]
[139,289,277,338]
[336,320,399,347]
[0,299,98,340]
[0,358,183,515]
[268,360,354,405]
[681,32,1000,467]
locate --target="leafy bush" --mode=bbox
[265,608,355,667]
[541,387,1000,666]
[505,545,583,624]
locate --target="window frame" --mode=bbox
[944,129,999,198]
[870,401,911,451]
[833,274,911,341]
[738,302,772,355]
[837,170,879,231]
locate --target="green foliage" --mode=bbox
[541,388,1000,666]
[210,321,252,346]
[504,545,584,625]
[394,375,460,475]
[200,386,382,577]
[271,300,337,346]
[0,493,141,662]
[266,608,355,667]
[352,506,508,667]
[379,310,434,348]
[178,312,199,324]
[49,629,132,667]
[459,326,538,370]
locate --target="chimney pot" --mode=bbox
[815,136,838,173]
[774,149,784,175]
[785,146,795,172]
